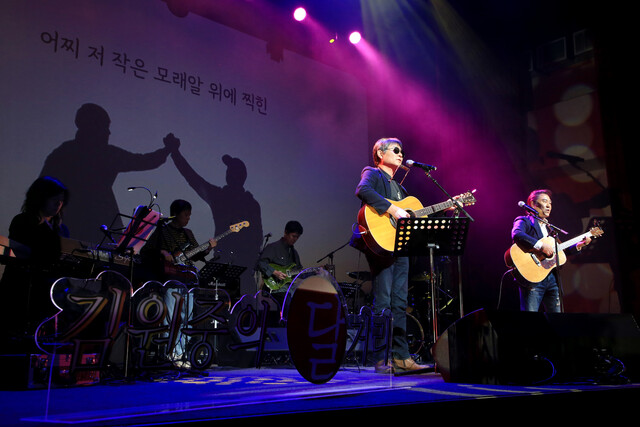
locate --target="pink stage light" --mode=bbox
[293,7,307,21]
[348,31,362,44]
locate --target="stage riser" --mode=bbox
[433,309,640,385]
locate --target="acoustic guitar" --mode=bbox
[357,191,476,257]
[504,226,603,283]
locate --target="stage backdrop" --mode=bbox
[0,0,370,296]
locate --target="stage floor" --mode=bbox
[2,364,639,426]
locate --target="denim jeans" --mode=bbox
[519,273,561,313]
[372,256,411,360]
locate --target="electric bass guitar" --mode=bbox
[504,226,603,283]
[262,263,303,291]
[357,191,477,256]
[172,221,250,266]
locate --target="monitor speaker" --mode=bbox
[433,309,640,385]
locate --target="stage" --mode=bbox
[2,364,639,426]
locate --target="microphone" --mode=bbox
[264,233,272,238]
[406,159,436,172]
[518,201,540,215]
[100,224,116,243]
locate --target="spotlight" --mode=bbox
[348,31,362,44]
[293,7,307,21]
[329,33,337,44]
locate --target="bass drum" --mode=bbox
[282,267,349,384]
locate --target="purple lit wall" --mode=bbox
[0,0,622,315]
[0,0,369,296]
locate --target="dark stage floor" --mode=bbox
[2,364,639,426]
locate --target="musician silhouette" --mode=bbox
[166,134,264,296]
[39,103,176,243]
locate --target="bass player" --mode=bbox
[140,199,216,281]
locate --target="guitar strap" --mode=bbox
[378,167,407,201]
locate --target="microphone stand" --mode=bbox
[419,170,473,335]
[316,240,350,278]
[422,170,474,222]
[254,234,271,293]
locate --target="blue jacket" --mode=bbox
[355,166,407,214]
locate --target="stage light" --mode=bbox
[348,31,362,44]
[293,7,307,21]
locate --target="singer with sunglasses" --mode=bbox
[352,138,428,374]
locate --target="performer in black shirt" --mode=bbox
[140,199,216,281]
[0,176,70,352]
[257,220,303,295]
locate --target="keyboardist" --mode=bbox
[0,176,70,353]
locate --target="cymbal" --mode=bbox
[410,272,430,282]
[347,271,371,281]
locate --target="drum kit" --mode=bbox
[338,268,456,360]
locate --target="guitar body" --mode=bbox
[506,237,567,283]
[358,196,424,257]
[163,261,199,282]
[263,263,300,291]
[506,227,603,283]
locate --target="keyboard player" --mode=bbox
[0,176,70,353]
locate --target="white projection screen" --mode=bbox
[0,0,370,296]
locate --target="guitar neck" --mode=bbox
[558,230,593,251]
[183,229,232,259]
[414,199,457,217]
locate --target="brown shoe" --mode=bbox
[374,360,395,374]
[393,358,428,372]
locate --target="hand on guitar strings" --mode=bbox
[387,203,410,220]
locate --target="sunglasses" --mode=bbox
[386,146,405,156]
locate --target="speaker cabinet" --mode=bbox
[433,309,640,385]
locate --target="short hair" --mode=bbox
[285,220,303,235]
[372,137,402,166]
[527,189,552,207]
[170,199,192,216]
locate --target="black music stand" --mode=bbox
[199,261,246,289]
[394,217,470,344]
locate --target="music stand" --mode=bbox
[199,261,246,289]
[113,205,161,255]
[394,217,470,344]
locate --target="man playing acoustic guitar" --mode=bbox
[353,137,429,374]
[510,189,592,312]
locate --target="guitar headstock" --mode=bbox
[230,221,250,232]
[589,226,604,238]
[454,190,477,207]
